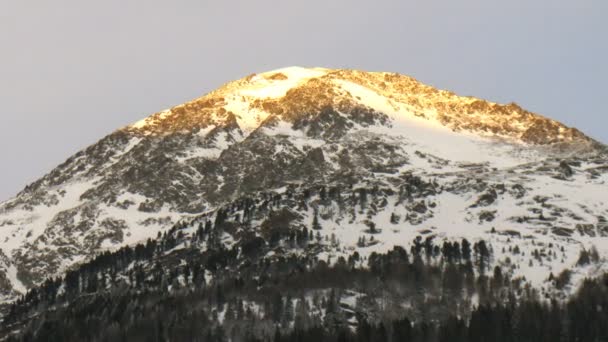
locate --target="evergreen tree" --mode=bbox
[271,293,284,323]
[461,239,472,261]
[312,213,322,230]
[392,318,412,342]
[283,295,294,326]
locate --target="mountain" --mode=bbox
[0,66,607,318]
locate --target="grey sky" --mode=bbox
[1,1,607,201]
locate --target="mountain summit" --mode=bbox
[127,66,591,146]
[0,67,606,305]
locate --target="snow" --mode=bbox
[223,94,272,132]
[109,137,142,162]
[131,109,172,130]
[125,67,327,132]
[99,192,186,249]
[336,79,542,168]
[224,67,329,133]
[340,291,363,308]
[176,130,234,162]
[0,136,144,261]
[261,121,325,152]
[242,67,328,99]
[289,153,608,291]
[6,263,26,294]
[0,177,101,254]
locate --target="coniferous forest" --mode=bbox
[1,188,607,342]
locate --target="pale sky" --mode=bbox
[1,1,607,201]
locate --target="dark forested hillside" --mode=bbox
[2,185,607,342]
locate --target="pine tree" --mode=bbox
[319,186,327,201]
[367,221,378,234]
[390,213,399,224]
[225,300,236,321]
[271,293,284,323]
[461,239,472,261]
[312,213,322,230]
[474,240,490,274]
[294,297,311,331]
[376,323,388,342]
[392,318,412,342]
[282,295,294,327]
[357,236,366,247]
[359,188,368,209]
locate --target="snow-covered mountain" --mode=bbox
[0,66,606,303]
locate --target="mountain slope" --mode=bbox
[0,66,606,304]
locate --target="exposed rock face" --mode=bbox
[124,68,591,146]
[0,66,605,302]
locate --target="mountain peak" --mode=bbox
[128,66,329,133]
[124,67,592,147]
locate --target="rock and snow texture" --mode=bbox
[0,66,606,302]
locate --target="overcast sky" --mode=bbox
[1,1,606,201]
